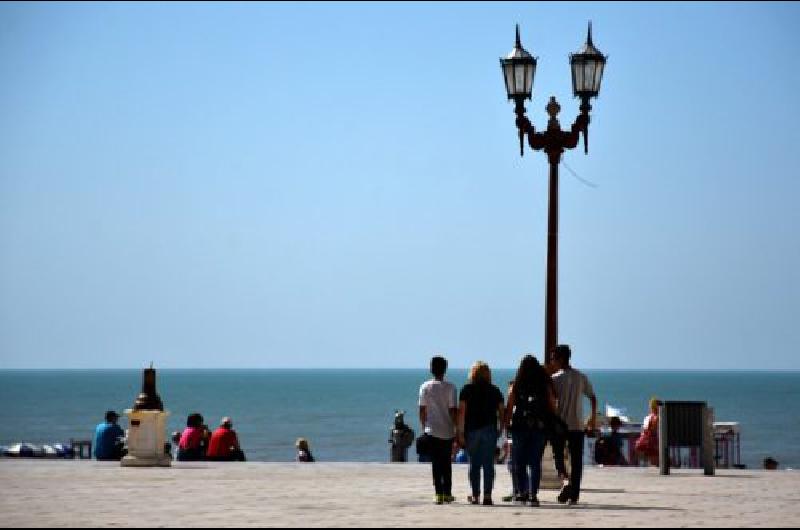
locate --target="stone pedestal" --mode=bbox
[121,409,172,467]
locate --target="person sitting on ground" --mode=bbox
[207,417,246,462]
[635,398,660,467]
[596,417,627,466]
[171,431,182,460]
[93,410,126,461]
[177,413,207,462]
[296,438,315,462]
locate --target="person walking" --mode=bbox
[458,361,505,506]
[504,355,557,507]
[550,345,598,505]
[418,356,458,505]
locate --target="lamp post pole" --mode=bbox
[502,24,606,365]
[518,97,588,364]
[545,144,560,367]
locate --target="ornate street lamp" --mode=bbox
[500,25,537,156]
[570,22,607,153]
[501,23,607,365]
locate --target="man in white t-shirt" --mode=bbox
[551,344,598,506]
[419,356,457,505]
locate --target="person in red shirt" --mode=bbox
[206,417,245,462]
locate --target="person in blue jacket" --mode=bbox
[94,411,125,461]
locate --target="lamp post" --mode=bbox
[501,23,607,365]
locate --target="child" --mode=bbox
[296,438,315,463]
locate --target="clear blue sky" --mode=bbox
[1,2,798,369]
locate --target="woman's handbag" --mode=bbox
[416,433,433,457]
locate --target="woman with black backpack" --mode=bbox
[503,355,557,507]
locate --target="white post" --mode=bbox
[658,403,668,475]
[121,409,172,467]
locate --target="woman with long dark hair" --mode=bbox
[503,355,556,507]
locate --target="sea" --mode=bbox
[0,370,798,469]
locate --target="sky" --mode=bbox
[0,1,798,370]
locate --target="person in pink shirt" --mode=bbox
[178,413,208,461]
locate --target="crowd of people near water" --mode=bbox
[72,348,786,509]
[86,344,668,497]
[91,412,315,464]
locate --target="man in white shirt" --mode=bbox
[419,356,458,505]
[551,344,597,506]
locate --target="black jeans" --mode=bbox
[429,436,454,496]
[552,431,586,501]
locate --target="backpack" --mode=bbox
[513,388,546,430]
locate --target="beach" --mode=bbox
[0,461,797,528]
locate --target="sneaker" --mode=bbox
[468,495,480,505]
[443,495,456,504]
[502,494,514,503]
[529,496,540,508]
[435,494,444,505]
[567,498,579,507]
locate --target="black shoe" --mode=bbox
[557,485,571,504]
[482,497,494,506]
[529,496,540,508]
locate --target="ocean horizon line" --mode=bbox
[1,367,798,373]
